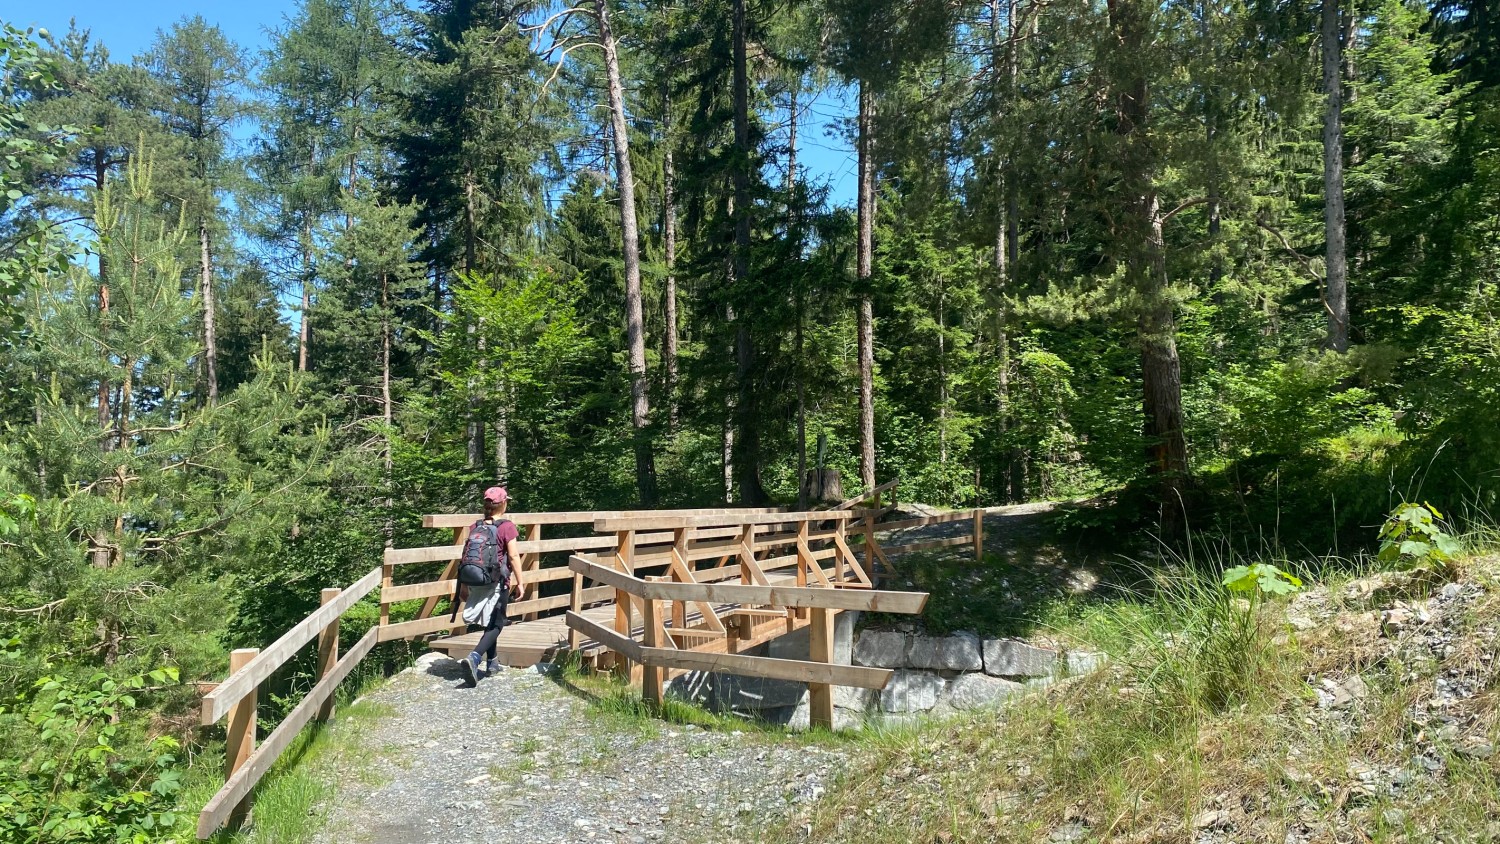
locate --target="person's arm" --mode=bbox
[505,536,523,599]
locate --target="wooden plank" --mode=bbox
[383,545,463,565]
[874,510,977,533]
[378,614,465,643]
[888,534,976,555]
[564,611,643,661]
[201,567,381,726]
[636,646,892,689]
[643,597,664,704]
[594,510,855,532]
[381,579,455,604]
[973,509,984,563]
[197,627,378,839]
[505,585,613,617]
[833,478,900,510]
[808,607,835,729]
[423,507,787,529]
[568,556,928,614]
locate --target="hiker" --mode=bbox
[453,486,523,687]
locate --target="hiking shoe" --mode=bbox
[485,659,501,676]
[461,652,481,687]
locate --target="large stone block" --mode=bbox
[710,674,808,711]
[879,669,944,713]
[766,626,810,660]
[853,630,908,668]
[1064,651,1107,676]
[833,684,875,712]
[946,672,1023,710]
[907,632,983,671]
[984,638,1058,678]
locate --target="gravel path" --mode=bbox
[311,656,845,844]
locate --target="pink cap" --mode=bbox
[483,486,508,504]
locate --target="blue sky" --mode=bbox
[16,0,858,206]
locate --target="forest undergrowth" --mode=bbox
[782,518,1500,844]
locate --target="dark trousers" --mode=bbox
[471,592,509,662]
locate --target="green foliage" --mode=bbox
[1378,501,1463,570]
[1221,562,1304,597]
[0,669,186,844]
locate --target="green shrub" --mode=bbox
[0,669,187,843]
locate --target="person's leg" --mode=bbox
[473,596,508,662]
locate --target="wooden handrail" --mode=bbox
[833,478,899,510]
[200,567,381,726]
[567,556,926,614]
[197,627,379,838]
[423,507,786,529]
[593,510,854,532]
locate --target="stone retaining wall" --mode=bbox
[666,618,1105,730]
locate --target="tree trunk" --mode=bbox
[199,216,218,403]
[663,95,680,434]
[1322,0,1349,353]
[731,0,766,505]
[299,216,313,372]
[596,0,657,506]
[463,169,484,469]
[382,271,394,547]
[1108,0,1189,506]
[790,81,808,510]
[856,79,877,492]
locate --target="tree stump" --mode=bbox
[802,468,843,505]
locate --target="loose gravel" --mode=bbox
[310,655,847,844]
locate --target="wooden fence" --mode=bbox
[192,485,973,838]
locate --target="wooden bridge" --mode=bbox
[193,481,983,838]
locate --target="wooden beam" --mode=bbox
[315,589,339,723]
[887,534,976,555]
[201,567,381,726]
[874,510,978,533]
[636,645,892,689]
[381,579,456,604]
[377,614,465,643]
[833,478,900,510]
[568,556,928,614]
[973,509,984,563]
[383,545,462,565]
[197,628,378,839]
[643,597,664,705]
[424,507,787,529]
[593,510,855,532]
[808,607,835,729]
[564,611,643,661]
[223,648,257,830]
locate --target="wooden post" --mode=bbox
[522,523,541,620]
[568,572,584,651]
[973,508,984,564]
[612,531,636,679]
[863,513,877,583]
[379,561,393,628]
[672,528,689,630]
[316,589,339,722]
[642,594,664,705]
[833,521,846,583]
[225,647,259,829]
[808,608,834,730]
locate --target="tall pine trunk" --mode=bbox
[463,170,484,470]
[381,271,394,547]
[199,217,218,403]
[790,82,808,510]
[663,93,679,434]
[731,0,766,504]
[596,0,657,506]
[856,79,877,492]
[1108,0,1189,509]
[1322,0,1349,353]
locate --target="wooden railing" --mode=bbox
[192,500,946,837]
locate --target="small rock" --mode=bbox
[1194,809,1228,830]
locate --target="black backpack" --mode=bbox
[449,519,512,621]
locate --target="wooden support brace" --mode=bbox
[642,595,665,705]
[417,525,469,621]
